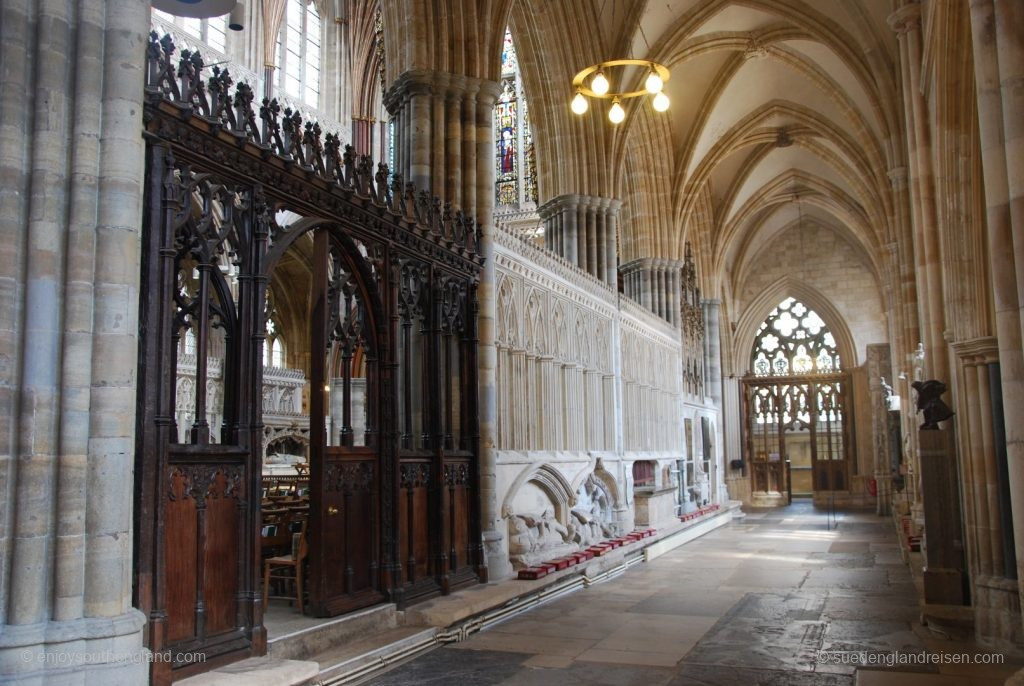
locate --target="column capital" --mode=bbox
[619,256,684,273]
[538,193,622,216]
[887,3,921,36]
[951,336,999,364]
[384,69,500,113]
[887,166,909,188]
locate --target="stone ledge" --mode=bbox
[176,657,319,686]
[405,503,736,629]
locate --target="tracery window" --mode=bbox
[743,297,850,495]
[494,28,538,208]
[153,9,227,53]
[751,297,840,376]
[275,0,322,108]
[264,319,286,369]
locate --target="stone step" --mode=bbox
[313,625,439,685]
[268,602,399,661]
[176,657,319,686]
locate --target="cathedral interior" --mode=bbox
[1,0,1023,684]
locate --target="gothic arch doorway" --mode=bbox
[741,297,853,503]
[265,223,388,616]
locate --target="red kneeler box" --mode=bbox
[518,567,548,580]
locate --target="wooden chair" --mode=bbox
[263,518,308,613]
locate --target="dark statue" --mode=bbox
[911,379,954,430]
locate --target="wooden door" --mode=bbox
[810,380,850,491]
[307,230,385,616]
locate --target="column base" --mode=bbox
[0,610,147,685]
[482,528,514,581]
[923,566,965,605]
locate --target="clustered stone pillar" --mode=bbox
[619,258,685,326]
[890,2,949,384]
[703,300,726,502]
[0,0,149,682]
[351,115,377,156]
[968,1,1024,640]
[702,300,723,407]
[384,69,510,579]
[538,194,621,287]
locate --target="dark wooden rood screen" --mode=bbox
[135,33,486,684]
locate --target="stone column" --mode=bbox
[387,68,506,578]
[620,257,684,325]
[890,3,948,382]
[586,204,598,279]
[539,195,620,285]
[0,1,149,682]
[703,300,723,407]
[606,204,620,289]
[969,0,1024,627]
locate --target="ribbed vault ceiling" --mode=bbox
[505,0,901,303]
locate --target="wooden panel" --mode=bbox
[203,471,241,636]
[165,470,198,644]
[444,461,472,578]
[399,462,431,585]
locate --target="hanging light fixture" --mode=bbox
[644,64,663,93]
[571,90,589,115]
[608,98,625,124]
[569,59,670,125]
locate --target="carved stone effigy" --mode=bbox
[507,510,577,569]
[505,470,620,569]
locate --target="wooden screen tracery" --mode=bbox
[136,33,485,684]
[742,298,852,497]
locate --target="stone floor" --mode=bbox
[369,501,1021,685]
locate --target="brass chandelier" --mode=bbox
[570,60,670,124]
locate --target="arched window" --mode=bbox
[153,10,227,53]
[264,319,286,368]
[743,296,850,498]
[276,0,322,108]
[494,29,538,208]
[751,297,839,376]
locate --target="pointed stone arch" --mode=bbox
[501,462,577,523]
[732,276,858,373]
[571,456,624,510]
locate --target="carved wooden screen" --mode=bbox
[741,298,852,497]
[136,34,485,684]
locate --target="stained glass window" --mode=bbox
[388,119,395,178]
[751,297,840,376]
[494,28,538,207]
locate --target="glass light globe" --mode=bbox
[645,70,663,94]
[571,91,589,115]
[652,91,670,112]
[591,70,610,96]
[608,99,625,124]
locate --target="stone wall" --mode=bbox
[735,222,887,367]
[489,225,719,578]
